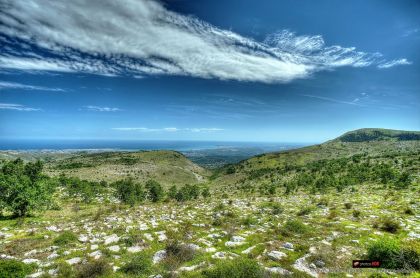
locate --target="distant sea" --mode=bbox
[0,139,307,152]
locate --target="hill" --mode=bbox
[42,150,210,186]
[211,128,420,192]
[334,128,420,142]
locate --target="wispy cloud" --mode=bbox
[112,127,224,132]
[0,81,64,91]
[0,103,41,111]
[0,0,409,83]
[300,94,365,106]
[84,105,121,112]
[377,58,412,69]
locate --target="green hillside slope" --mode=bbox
[43,150,209,186]
[211,129,420,193]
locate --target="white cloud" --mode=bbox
[0,0,408,83]
[0,81,64,91]
[377,58,412,69]
[0,102,41,111]
[301,94,365,106]
[84,105,121,112]
[112,127,224,132]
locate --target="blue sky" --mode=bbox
[0,0,419,143]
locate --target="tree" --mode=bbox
[0,159,56,217]
[145,180,164,202]
[113,178,145,206]
[167,185,178,200]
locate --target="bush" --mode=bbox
[0,259,35,278]
[367,237,420,270]
[403,206,414,215]
[145,180,164,202]
[164,241,196,270]
[0,159,56,217]
[283,219,308,235]
[54,231,78,246]
[167,185,178,200]
[76,259,112,278]
[113,178,145,206]
[202,257,265,278]
[120,252,152,275]
[202,186,211,198]
[374,217,400,234]
[352,209,361,218]
[297,206,314,216]
[175,184,200,202]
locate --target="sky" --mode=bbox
[0,0,419,143]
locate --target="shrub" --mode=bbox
[403,206,414,215]
[0,259,35,278]
[202,257,265,278]
[113,178,145,206]
[54,231,78,246]
[202,186,211,198]
[120,252,152,275]
[374,217,400,234]
[175,184,200,202]
[283,219,308,235]
[317,197,329,207]
[164,241,196,270]
[145,180,164,202]
[241,216,257,226]
[327,209,338,220]
[56,262,76,278]
[352,209,361,218]
[367,237,420,270]
[167,185,178,200]
[76,259,112,278]
[297,206,314,216]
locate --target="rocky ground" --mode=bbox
[0,184,419,277]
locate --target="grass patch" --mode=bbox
[202,257,265,278]
[0,259,35,278]
[54,231,78,246]
[120,252,152,275]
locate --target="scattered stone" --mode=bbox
[104,234,119,245]
[66,257,82,265]
[108,245,120,252]
[127,245,143,253]
[267,250,287,261]
[314,259,326,268]
[211,252,227,259]
[242,245,256,254]
[46,226,61,232]
[265,267,293,275]
[89,250,102,259]
[282,242,294,250]
[153,250,167,264]
[78,234,89,242]
[22,258,39,265]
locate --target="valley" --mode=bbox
[0,129,419,278]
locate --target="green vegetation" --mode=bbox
[202,257,265,278]
[0,159,56,217]
[113,178,145,206]
[54,231,78,246]
[367,237,420,271]
[120,252,152,275]
[0,128,418,277]
[336,128,420,142]
[0,259,35,278]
